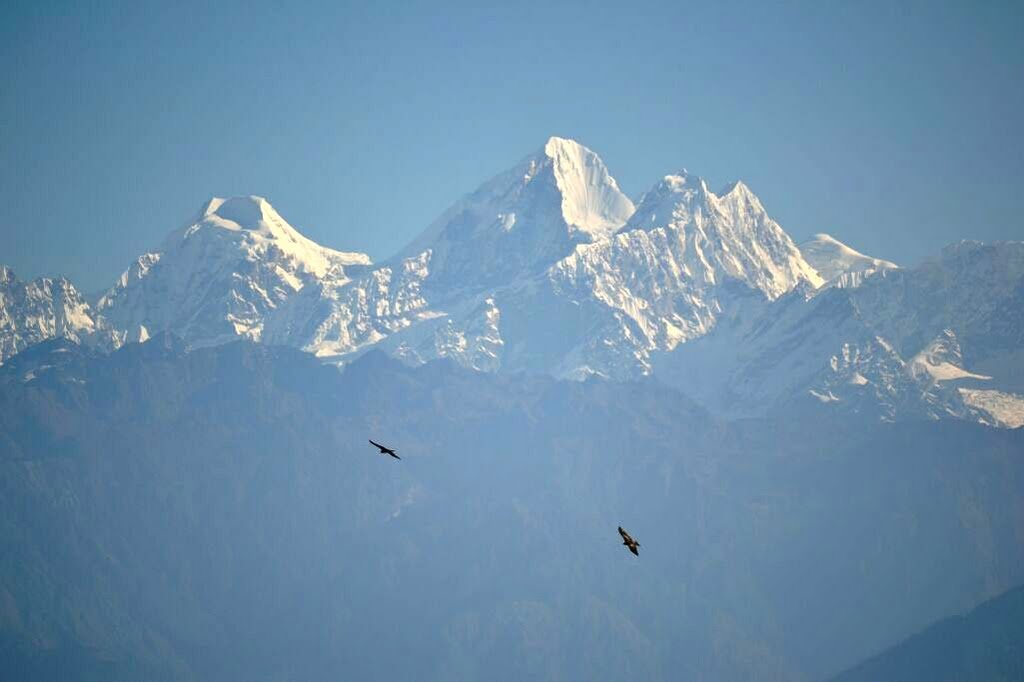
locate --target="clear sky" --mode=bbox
[2,0,1022,292]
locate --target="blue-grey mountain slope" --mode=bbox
[1,337,1022,681]
[832,583,1024,682]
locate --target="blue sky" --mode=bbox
[2,0,1022,291]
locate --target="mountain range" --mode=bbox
[3,136,1023,681]
[2,136,1022,427]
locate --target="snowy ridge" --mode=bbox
[656,244,1024,426]
[264,250,436,358]
[799,233,897,286]
[617,172,822,297]
[0,267,118,363]
[533,172,824,376]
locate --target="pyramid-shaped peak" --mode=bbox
[542,135,593,159]
[528,135,630,233]
[715,179,768,216]
[535,136,634,235]
[625,171,713,229]
[718,179,754,198]
[395,136,634,287]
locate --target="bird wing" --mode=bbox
[388,451,401,460]
[618,526,632,543]
[629,544,639,556]
[368,439,384,451]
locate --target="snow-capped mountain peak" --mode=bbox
[397,136,634,288]
[621,172,824,295]
[798,233,897,286]
[716,179,769,220]
[0,268,114,362]
[541,136,635,238]
[534,171,826,380]
[96,196,372,347]
[172,195,371,276]
[626,171,711,229]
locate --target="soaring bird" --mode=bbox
[618,526,640,556]
[368,439,400,460]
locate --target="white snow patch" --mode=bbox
[809,389,840,403]
[914,361,991,382]
[959,389,1024,428]
[909,330,991,382]
[848,372,869,386]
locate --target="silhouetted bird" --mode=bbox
[368,439,400,460]
[618,526,640,556]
